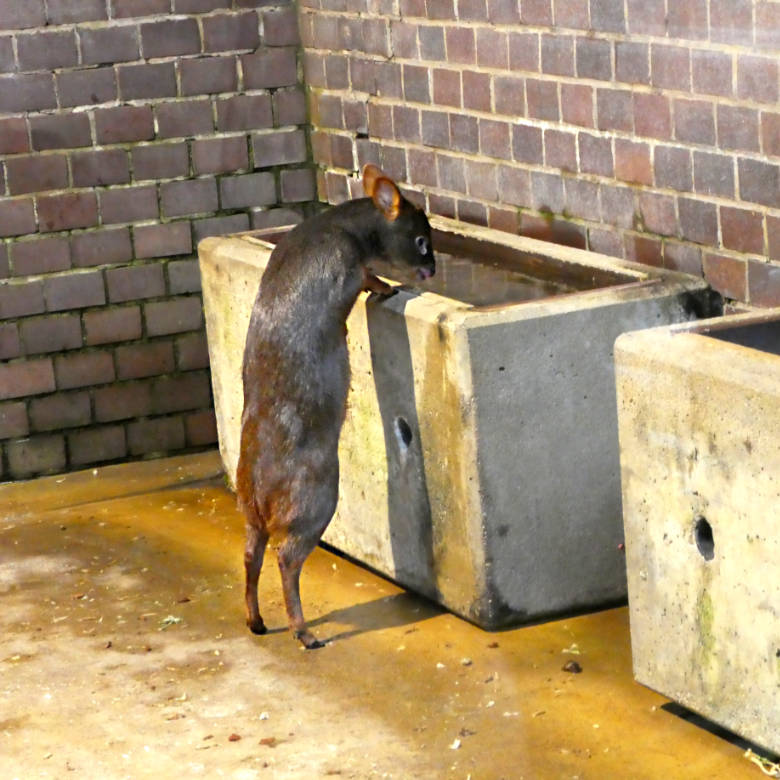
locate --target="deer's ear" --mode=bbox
[371,176,401,222]
[362,164,384,197]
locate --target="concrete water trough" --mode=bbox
[200,215,720,629]
[615,308,780,755]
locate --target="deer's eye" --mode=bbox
[415,235,429,255]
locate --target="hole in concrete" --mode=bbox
[395,417,413,449]
[694,516,715,561]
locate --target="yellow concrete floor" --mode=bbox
[0,452,769,778]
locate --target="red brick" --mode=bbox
[674,99,715,145]
[7,434,66,478]
[591,0,625,31]
[0,118,29,155]
[421,110,449,147]
[44,270,106,312]
[768,216,780,261]
[495,75,526,116]
[436,154,465,192]
[185,409,218,446]
[600,185,635,229]
[251,129,307,167]
[445,27,475,64]
[79,25,140,65]
[57,67,117,108]
[275,88,307,126]
[654,145,692,192]
[71,228,133,268]
[663,242,702,276]
[520,0,551,24]
[391,21,418,59]
[651,45,690,91]
[464,160,497,201]
[762,113,780,158]
[110,0,171,18]
[0,245,7,279]
[132,142,190,181]
[375,61,403,99]
[175,331,209,370]
[563,178,599,220]
[0,322,19,360]
[756,2,780,50]
[0,198,36,237]
[526,79,558,121]
[106,263,165,303]
[180,55,238,96]
[262,7,299,46]
[530,171,564,213]
[667,0,707,40]
[141,18,201,58]
[116,341,175,379]
[12,236,71,277]
[100,185,158,225]
[94,381,153,422]
[578,133,613,176]
[625,234,663,268]
[128,415,186,455]
[588,227,622,258]
[0,401,28,438]
[30,391,90,432]
[68,425,127,466]
[488,0,519,23]
[554,0,588,28]
[459,0,488,21]
[513,124,543,164]
[545,129,576,172]
[615,41,649,84]
[280,168,315,203]
[167,259,201,294]
[462,71,489,113]
[717,105,760,153]
[597,88,632,133]
[693,152,734,198]
[156,100,214,139]
[748,260,780,307]
[0,73,56,113]
[560,83,593,128]
[160,178,218,218]
[720,207,765,255]
[174,0,230,10]
[614,139,652,186]
[151,371,211,414]
[691,50,732,98]
[711,0,755,46]
[638,192,676,237]
[541,34,573,76]
[30,114,91,152]
[242,47,298,89]
[192,136,249,175]
[20,313,81,355]
[457,199,488,227]
[402,64,430,104]
[737,56,779,105]
[72,149,130,188]
[6,154,67,196]
[48,0,108,23]
[118,62,177,100]
[0,278,45,318]
[134,222,193,259]
[193,213,249,242]
[633,93,671,140]
[450,114,479,154]
[739,159,779,209]
[0,358,55,401]
[38,192,97,233]
[84,306,142,345]
[393,105,421,143]
[432,68,461,108]
[55,350,115,389]
[16,29,78,71]
[144,296,203,336]
[419,25,445,60]
[0,1,46,28]
[428,0,456,20]
[678,198,718,245]
[95,106,154,145]
[574,37,610,81]
[479,119,511,160]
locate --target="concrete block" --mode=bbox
[615,309,780,755]
[200,216,719,628]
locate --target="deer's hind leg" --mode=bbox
[244,520,270,635]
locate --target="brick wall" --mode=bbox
[0,0,316,480]
[300,0,780,307]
